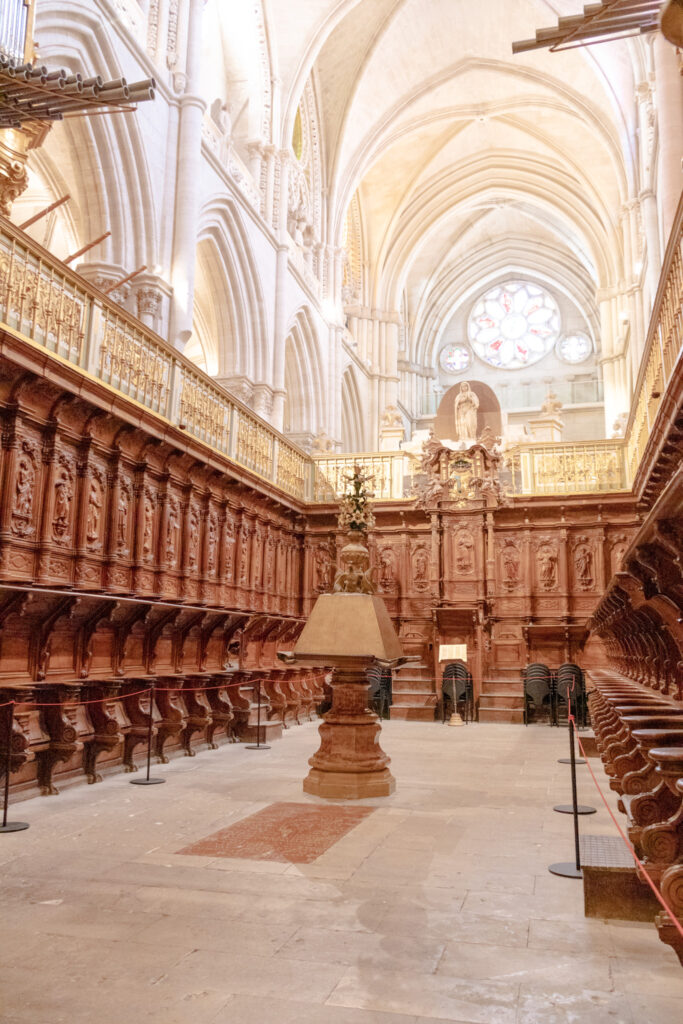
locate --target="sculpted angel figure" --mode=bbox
[454,382,479,442]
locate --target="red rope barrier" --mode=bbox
[571,713,683,942]
[3,687,153,708]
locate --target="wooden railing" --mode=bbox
[625,194,683,487]
[0,216,312,502]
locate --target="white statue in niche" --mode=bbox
[453,382,479,442]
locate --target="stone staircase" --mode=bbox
[478,667,525,723]
[390,662,437,721]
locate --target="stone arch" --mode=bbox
[341,365,365,452]
[191,198,268,392]
[282,307,325,447]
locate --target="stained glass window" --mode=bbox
[468,282,560,369]
[439,344,472,373]
[557,333,592,364]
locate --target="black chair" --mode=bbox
[366,664,392,719]
[555,663,586,728]
[523,663,552,725]
[442,661,474,723]
[366,663,382,717]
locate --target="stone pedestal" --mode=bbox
[527,416,563,442]
[280,591,412,801]
[379,426,404,451]
[304,667,395,799]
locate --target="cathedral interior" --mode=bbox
[1,1,683,1021]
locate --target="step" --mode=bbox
[393,680,436,693]
[479,693,524,710]
[392,691,437,707]
[389,706,436,722]
[480,680,522,695]
[478,707,524,724]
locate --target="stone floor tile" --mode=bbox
[327,966,520,1023]
[516,985,633,1024]
[528,917,618,955]
[276,923,446,972]
[437,941,612,991]
[212,993,419,1024]
[152,948,347,1004]
[626,991,683,1023]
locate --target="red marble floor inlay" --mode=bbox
[178,802,376,863]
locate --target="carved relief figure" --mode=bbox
[453,382,479,442]
[52,470,73,541]
[224,512,235,578]
[575,543,594,589]
[143,491,155,560]
[413,546,429,590]
[239,522,251,586]
[207,512,218,574]
[188,506,200,569]
[538,544,558,590]
[502,539,520,589]
[12,450,35,534]
[265,534,275,590]
[252,524,263,585]
[165,499,180,566]
[454,528,474,574]
[313,544,332,593]
[378,547,397,591]
[117,486,129,551]
[611,537,628,575]
[86,479,102,543]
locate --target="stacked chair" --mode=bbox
[367,664,392,719]
[523,663,553,725]
[554,662,587,728]
[441,660,475,723]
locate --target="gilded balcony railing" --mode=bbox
[312,452,410,501]
[504,441,628,496]
[0,215,310,502]
[1,202,679,507]
[625,195,683,486]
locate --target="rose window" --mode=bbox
[439,344,472,373]
[557,332,592,364]
[468,282,561,369]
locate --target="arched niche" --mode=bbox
[433,381,502,443]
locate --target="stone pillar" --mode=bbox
[168,0,207,351]
[639,188,662,303]
[654,34,683,243]
[271,243,290,431]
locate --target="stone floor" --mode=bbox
[1,721,682,1024]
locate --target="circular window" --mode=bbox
[557,333,592,364]
[468,282,561,369]
[440,344,472,374]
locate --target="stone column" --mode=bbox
[654,34,683,243]
[168,0,207,351]
[639,188,662,303]
[271,243,290,431]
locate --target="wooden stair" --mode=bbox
[390,662,437,721]
[478,668,524,723]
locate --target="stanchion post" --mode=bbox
[550,715,589,878]
[246,679,271,751]
[1,702,29,833]
[130,685,165,786]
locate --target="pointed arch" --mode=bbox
[341,364,365,452]
[282,305,325,446]
[193,197,269,388]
